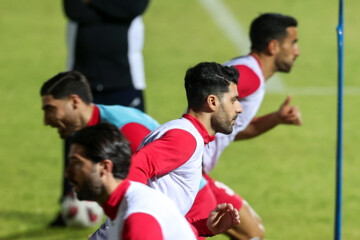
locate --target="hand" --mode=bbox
[277,95,302,125]
[207,203,240,235]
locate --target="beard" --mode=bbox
[276,61,292,73]
[212,106,236,135]
[215,120,234,134]
[275,54,295,73]
[75,172,105,201]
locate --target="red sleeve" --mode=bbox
[127,129,197,184]
[122,213,163,240]
[187,217,214,237]
[121,123,151,154]
[235,65,261,98]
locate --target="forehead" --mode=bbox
[42,95,65,109]
[284,26,298,40]
[68,143,87,161]
[226,82,238,96]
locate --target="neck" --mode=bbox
[98,178,123,205]
[251,51,277,80]
[186,109,215,136]
[79,103,95,128]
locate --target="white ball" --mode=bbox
[61,191,104,228]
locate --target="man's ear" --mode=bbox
[267,39,280,56]
[99,159,114,177]
[69,94,82,110]
[206,94,219,112]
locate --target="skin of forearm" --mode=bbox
[234,111,281,140]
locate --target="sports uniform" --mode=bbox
[127,113,215,216]
[89,104,159,153]
[63,104,159,198]
[90,113,214,240]
[90,179,198,240]
[186,55,265,223]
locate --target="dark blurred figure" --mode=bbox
[64,0,150,111]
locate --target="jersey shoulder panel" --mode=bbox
[235,65,261,98]
[224,55,265,99]
[97,104,159,131]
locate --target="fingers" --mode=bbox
[282,95,292,106]
[233,208,240,224]
[279,96,303,125]
[216,203,240,224]
[284,106,302,125]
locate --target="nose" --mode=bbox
[295,44,300,57]
[44,116,49,126]
[65,165,71,179]
[236,101,243,114]
[43,113,50,126]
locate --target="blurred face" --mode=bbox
[66,144,105,201]
[275,26,300,72]
[212,82,242,134]
[42,95,80,139]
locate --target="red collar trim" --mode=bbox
[87,105,100,127]
[182,114,215,144]
[250,53,262,70]
[102,179,131,220]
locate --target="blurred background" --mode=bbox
[0,0,359,239]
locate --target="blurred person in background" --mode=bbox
[186,13,302,240]
[63,0,150,111]
[41,71,158,227]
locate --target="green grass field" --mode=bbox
[1,0,359,239]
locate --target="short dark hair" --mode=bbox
[185,62,239,111]
[40,71,93,104]
[250,13,298,52]
[70,123,132,179]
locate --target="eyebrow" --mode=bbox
[42,104,55,110]
[68,156,80,162]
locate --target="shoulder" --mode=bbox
[224,55,263,98]
[235,65,261,98]
[123,213,164,240]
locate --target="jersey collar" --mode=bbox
[250,53,262,69]
[102,179,131,220]
[87,105,100,127]
[182,114,215,144]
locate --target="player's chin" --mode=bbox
[57,128,68,139]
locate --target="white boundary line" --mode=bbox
[198,0,360,96]
[197,0,286,93]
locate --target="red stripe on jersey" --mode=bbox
[182,114,215,144]
[102,180,131,220]
[234,65,261,98]
[121,122,151,154]
[187,217,213,237]
[122,213,164,240]
[87,105,100,126]
[127,129,197,184]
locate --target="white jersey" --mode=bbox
[128,114,214,215]
[90,180,197,240]
[203,55,266,173]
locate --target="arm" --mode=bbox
[127,129,197,184]
[120,123,151,154]
[122,213,163,240]
[188,203,240,237]
[235,95,302,140]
